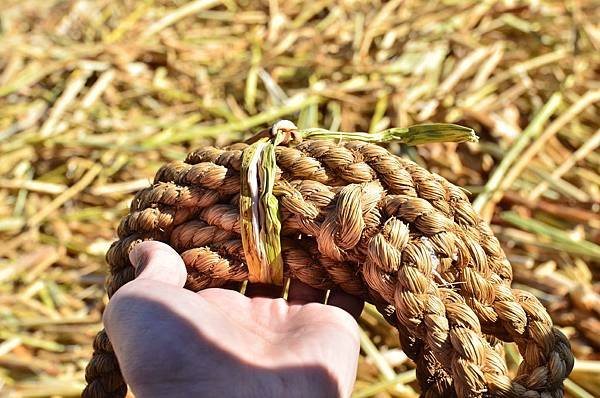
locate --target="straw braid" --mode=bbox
[83,140,573,398]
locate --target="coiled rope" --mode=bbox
[83,121,573,398]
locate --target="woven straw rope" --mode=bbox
[83,138,573,398]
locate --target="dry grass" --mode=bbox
[0,0,599,397]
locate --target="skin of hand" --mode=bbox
[104,241,364,398]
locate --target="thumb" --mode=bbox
[129,241,187,288]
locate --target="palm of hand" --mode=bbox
[104,242,361,398]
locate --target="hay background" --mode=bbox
[0,0,599,397]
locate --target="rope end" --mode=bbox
[402,123,479,145]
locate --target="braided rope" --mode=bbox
[83,139,573,398]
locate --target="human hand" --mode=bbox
[104,241,364,398]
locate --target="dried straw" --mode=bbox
[1,0,598,397]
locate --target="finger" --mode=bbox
[327,290,364,320]
[288,279,327,304]
[244,282,283,298]
[129,241,187,288]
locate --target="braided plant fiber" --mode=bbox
[83,124,573,398]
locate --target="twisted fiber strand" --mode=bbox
[82,329,127,397]
[83,140,572,398]
[373,302,455,397]
[365,217,507,397]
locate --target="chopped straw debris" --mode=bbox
[0,0,599,397]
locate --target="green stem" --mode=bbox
[501,211,600,259]
[299,123,478,145]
